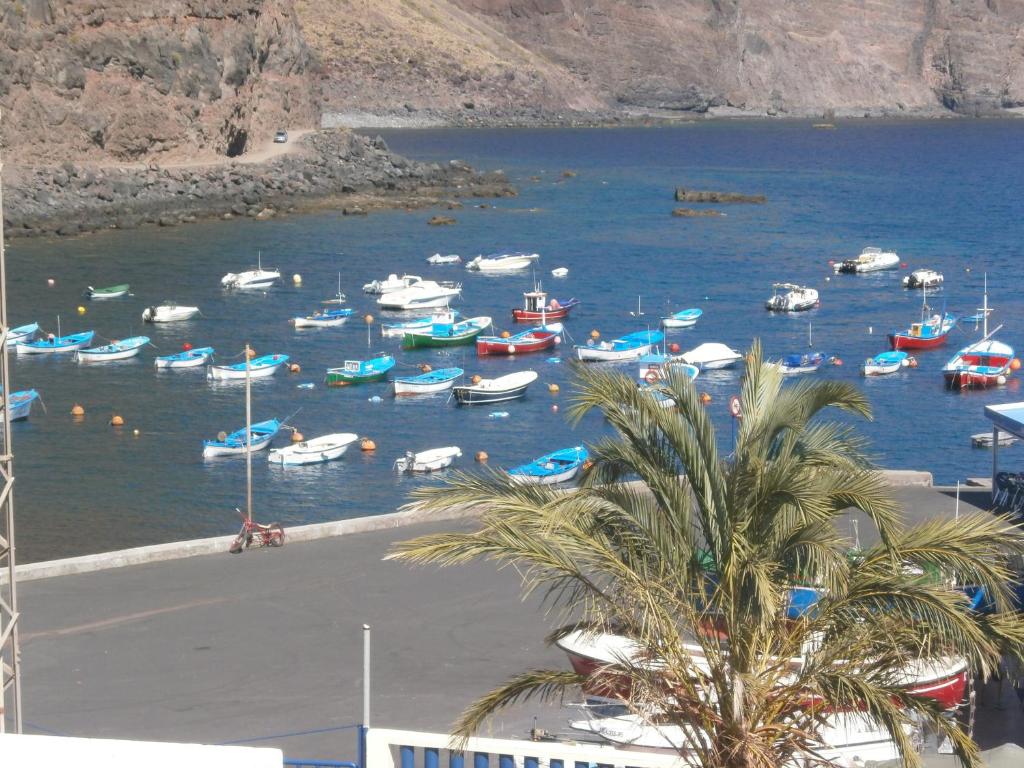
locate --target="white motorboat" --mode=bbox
[377,280,462,310]
[394,446,462,473]
[833,246,900,274]
[466,252,540,272]
[426,253,462,265]
[221,254,281,289]
[268,432,358,466]
[362,274,423,295]
[903,268,944,289]
[680,342,743,370]
[142,302,200,323]
[765,283,819,312]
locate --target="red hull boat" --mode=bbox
[512,288,579,322]
[477,325,562,356]
[556,630,969,711]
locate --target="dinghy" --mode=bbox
[17,330,95,355]
[292,307,354,328]
[208,354,289,380]
[863,350,911,376]
[155,346,214,369]
[2,389,39,421]
[575,330,663,362]
[6,323,39,344]
[381,311,462,339]
[401,313,492,349]
[394,446,462,473]
[221,254,281,289]
[661,308,703,328]
[85,283,129,299]
[551,267,569,278]
[142,303,200,323]
[465,252,539,272]
[393,367,463,395]
[679,342,743,370]
[77,335,150,363]
[508,446,589,485]
[476,324,562,356]
[452,370,538,405]
[325,353,395,386]
[202,418,280,457]
[268,432,359,466]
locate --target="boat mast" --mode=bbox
[245,344,252,523]
[981,273,989,338]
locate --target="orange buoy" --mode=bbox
[700,392,712,404]
[110,414,124,427]
[361,437,376,452]
[289,363,301,373]
[832,358,844,366]
[475,450,488,462]
[472,374,482,384]
[590,329,600,340]
[1012,358,1022,371]
[501,330,511,339]
[364,314,374,324]
[71,403,85,417]
[548,383,560,393]
[420,363,432,373]
[669,343,681,353]
[291,431,304,443]
[582,459,594,470]
[246,347,257,358]
[182,342,193,351]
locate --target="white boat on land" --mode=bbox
[466,252,539,272]
[393,367,464,395]
[142,303,200,323]
[363,274,423,295]
[765,283,819,312]
[427,253,462,265]
[680,342,743,370]
[833,246,900,274]
[76,335,150,363]
[268,432,358,466]
[155,346,214,369]
[661,308,703,328]
[208,354,289,380]
[394,446,462,472]
[903,268,944,289]
[377,280,462,310]
[221,254,281,289]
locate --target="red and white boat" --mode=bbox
[511,288,580,322]
[556,629,969,711]
[476,324,563,356]
[888,286,956,350]
[942,278,1016,389]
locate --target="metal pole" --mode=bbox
[0,107,23,734]
[245,344,252,522]
[360,624,371,768]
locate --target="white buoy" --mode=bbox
[868,326,873,334]
[292,274,302,285]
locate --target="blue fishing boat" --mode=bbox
[863,350,910,376]
[155,346,215,369]
[508,446,589,485]
[638,353,699,384]
[208,353,289,380]
[202,418,281,458]
[7,323,39,344]
[575,330,664,362]
[292,307,354,328]
[77,335,150,363]
[661,308,703,328]
[775,352,826,375]
[326,353,395,386]
[16,330,95,355]
[393,367,464,395]
[3,389,39,421]
[381,311,462,339]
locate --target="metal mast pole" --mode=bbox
[245,344,252,522]
[0,108,23,734]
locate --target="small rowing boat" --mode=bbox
[292,307,354,328]
[85,283,129,299]
[476,324,562,356]
[17,330,95,355]
[202,418,280,457]
[427,253,461,265]
[638,354,699,384]
[394,446,462,472]
[452,370,538,405]
[508,446,588,485]
[208,354,289,380]
[661,308,703,328]
[575,330,663,363]
[2,389,39,421]
[7,323,39,344]
[155,346,215,369]
[325,353,395,386]
[402,313,491,349]
[268,432,359,465]
[393,367,463,396]
[863,350,911,376]
[77,335,150,363]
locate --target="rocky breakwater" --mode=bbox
[3,129,516,238]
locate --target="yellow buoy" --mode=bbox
[77,305,86,315]
[420,363,432,373]
[291,431,305,443]
[364,314,374,325]
[590,329,600,340]
[289,363,301,373]
[471,374,482,384]
[292,274,302,285]
[361,437,376,452]
[548,383,560,393]
[110,414,124,427]
[475,450,489,463]
[70,403,85,417]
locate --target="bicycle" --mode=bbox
[228,508,285,553]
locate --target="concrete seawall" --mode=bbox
[7,469,932,583]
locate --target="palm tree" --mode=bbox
[389,341,1024,768]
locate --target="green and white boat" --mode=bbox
[85,283,130,299]
[325,353,395,386]
[401,312,492,349]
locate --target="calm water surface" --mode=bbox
[9,120,1024,562]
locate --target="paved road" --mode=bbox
[16,486,1022,764]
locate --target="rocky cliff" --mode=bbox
[0,0,318,164]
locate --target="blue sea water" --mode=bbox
[7,120,1024,562]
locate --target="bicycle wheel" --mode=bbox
[268,523,285,547]
[229,533,246,554]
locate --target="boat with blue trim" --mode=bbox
[208,354,289,381]
[17,330,95,355]
[2,389,39,421]
[661,308,703,328]
[325,353,395,386]
[575,330,664,362]
[155,346,215,369]
[202,418,281,458]
[508,446,589,485]
[77,336,150,363]
[863,350,911,376]
[393,367,463,396]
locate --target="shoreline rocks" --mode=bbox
[674,187,766,204]
[3,130,515,239]
[672,208,724,217]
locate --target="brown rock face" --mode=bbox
[0,0,319,163]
